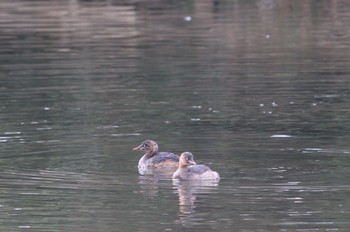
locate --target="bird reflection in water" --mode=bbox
[173,179,220,226]
[137,170,175,197]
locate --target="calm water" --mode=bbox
[1,0,350,231]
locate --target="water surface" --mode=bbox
[1,0,350,231]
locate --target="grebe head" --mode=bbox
[179,152,197,168]
[133,140,159,155]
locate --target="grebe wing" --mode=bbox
[152,152,179,164]
[189,164,211,175]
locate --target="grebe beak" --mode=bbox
[133,145,143,151]
[189,160,196,165]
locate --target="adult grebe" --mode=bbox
[133,140,179,173]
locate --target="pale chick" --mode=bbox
[172,152,220,181]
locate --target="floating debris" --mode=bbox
[271,134,292,138]
[184,16,192,21]
[191,105,202,109]
[4,131,21,135]
[111,133,141,137]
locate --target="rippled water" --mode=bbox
[1,0,350,231]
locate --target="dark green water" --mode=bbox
[1,0,350,231]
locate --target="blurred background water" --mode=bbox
[1,0,350,231]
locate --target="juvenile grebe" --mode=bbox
[172,152,220,181]
[133,140,179,173]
